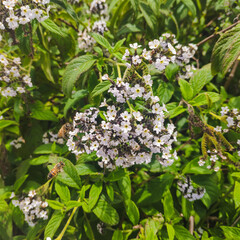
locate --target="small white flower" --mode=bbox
[102,74,109,80]
[10,192,15,199]
[129,43,141,50]
[132,55,141,65]
[220,106,229,116]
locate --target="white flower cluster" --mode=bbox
[215,106,240,131]
[198,149,222,172]
[178,176,206,201]
[122,33,197,79]
[67,73,178,169]
[10,136,25,149]
[0,55,32,98]
[42,131,64,145]
[1,0,51,30]
[11,190,48,227]
[78,0,108,51]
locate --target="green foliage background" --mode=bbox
[0,0,240,239]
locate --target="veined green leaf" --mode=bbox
[30,101,58,122]
[93,198,119,225]
[88,182,103,210]
[62,55,96,97]
[189,64,215,96]
[41,18,67,37]
[91,33,112,51]
[211,23,240,75]
[179,78,194,101]
[91,80,112,98]
[64,89,88,117]
[125,199,140,225]
[44,211,64,239]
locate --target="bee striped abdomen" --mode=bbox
[47,161,65,180]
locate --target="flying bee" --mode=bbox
[47,161,65,180]
[58,123,73,139]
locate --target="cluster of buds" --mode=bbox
[0,55,32,97]
[42,131,64,145]
[10,136,25,149]
[11,190,48,227]
[178,176,206,201]
[78,0,108,51]
[67,70,178,169]
[0,0,51,31]
[122,33,197,79]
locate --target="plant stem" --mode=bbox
[197,20,240,46]
[55,197,81,240]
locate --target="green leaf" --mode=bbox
[192,174,220,208]
[34,144,63,154]
[62,55,96,97]
[166,223,175,240]
[12,207,24,230]
[134,173,174,206]
[5,125,19,135]
[183,158,212,174]
[165,64,179,81]
[118,175,131,200]
[47,200,65,210]
[75,163,98,175]
[55,180,70,202]
[117,24,142,36]
[234,181,240,208]
[41,18,67,37]
[112,230,124,240]
[91,33,112,51]
[51,0,78,21]
[30,156,50,165]
[163,190,175,219]
[93,198,119,225]
[189,64,215,96]
[174,225,195,240]
[211,23,240,75]
[0,120,18,131]
[113,38,126,52]
[168,106,187,119]
[91,80,112,98]
[64,89,88,117]
[106,184,114,202]
[14,175,28,191]
[105,168,127,182]
[156,81,174,104]
[181,0,197,17]
[139,2,157,31]
[179,79,194,101]
[61,158,81,188]
[189,92,220,106]
[221,226,240,239]
[65,201,82,211]
[44,211,65,239]
[26,222,46,240]
[88,182,103,210]
[40,50,55,83]
[30,101,58,121]
[125,199,140,225]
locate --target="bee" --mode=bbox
[47,161,65,180]
[58,123,72,139]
